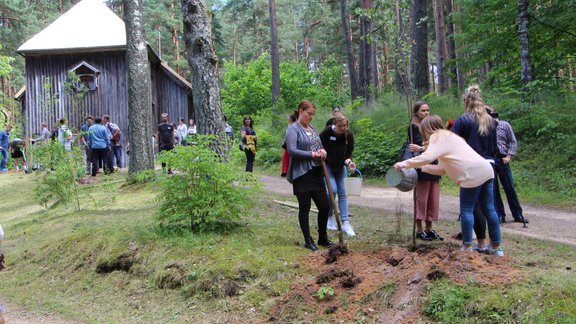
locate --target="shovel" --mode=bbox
[321,160,348,254]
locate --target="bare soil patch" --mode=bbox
[267,242,523,323]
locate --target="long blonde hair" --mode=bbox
[463,84,494,136]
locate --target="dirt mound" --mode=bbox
[267,243,523,322]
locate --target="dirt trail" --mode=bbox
[260,174,576,247]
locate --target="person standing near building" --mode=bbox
[88,116,112,176]
[0,124,12,172]
[177,119,188,146]
[320,112,357,237]
[103,115,122,169]
[9,137,30,173]
[486,105,528,224]
[156,113,175,174]
[80,116,94,173]
[187,118,197,145]
[32,122,51,144]
[57,118,73,151]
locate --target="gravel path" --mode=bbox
[260,174,576,247]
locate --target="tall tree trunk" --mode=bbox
[381,25,389,89]
[432,0,448,94]
[170,0,181,74]
[359,0,373,102]
[370,24,378,98]
[268,0,281,128]
[451,0,465,91]
[339,0,360,100]
[518,0,533,88]
[269,0,280,106]
[181,0,226,154]
[447,0,464,93]
[410,0,429,96]
[393,0,407,95]
[445,0,457,93]
[123,0,154,174]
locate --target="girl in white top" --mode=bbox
[394,114,503,256]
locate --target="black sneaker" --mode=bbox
[425,230,444,241]
[514,216,529,223]
[417,231,432,241]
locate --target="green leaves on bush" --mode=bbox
[31,141,85,210]
[353,118,401,177]
[155,136,260,233]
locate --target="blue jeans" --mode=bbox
[326,165,349,222]
[0,149,7,169]
[493,159,523,219]
[112,146,123,168]
[460,179,501,245]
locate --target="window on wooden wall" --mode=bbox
[69,61,100,92]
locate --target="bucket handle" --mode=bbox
[347,169,363,178]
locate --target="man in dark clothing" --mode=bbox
[156,113,175,174]
[88,116,112,176]
[80,116,94,173]
[103,115,123,169]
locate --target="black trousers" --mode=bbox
[295,190,330,241]
[91,148,112,176]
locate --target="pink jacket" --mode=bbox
[402,130,494,188]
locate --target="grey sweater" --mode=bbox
[285,122,322,183]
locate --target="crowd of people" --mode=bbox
[1,85,527,257]
[281,85,525,257]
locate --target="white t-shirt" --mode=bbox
[58,126,73,151]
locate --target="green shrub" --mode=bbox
[155,136,260,233]
[353,117,402,177]
[31,141,85,210]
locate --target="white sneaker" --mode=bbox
[341,221,356,237]
[327,216,337,230]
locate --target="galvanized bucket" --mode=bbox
[385,167,418,192]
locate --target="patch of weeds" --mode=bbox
[153,262,186,289]
[358,281,396,309]
[128,170,156,184]
[315,287,335,300]
[424,280,471,321]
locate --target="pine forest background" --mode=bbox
[0,0,575,206]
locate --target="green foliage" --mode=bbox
[315,287,335,300]
[222,54,348,129]
[0,44,14,77]
[353,117,401,177]
[128,169,156,184]
[424,280,471,321]
[155,136,260,233]
[31,141,85,210]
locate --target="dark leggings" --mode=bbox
[295,190,330,241]
[245,150,255,172]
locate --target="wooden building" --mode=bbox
[15,0,192,154]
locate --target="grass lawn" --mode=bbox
[0,169,575,322]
